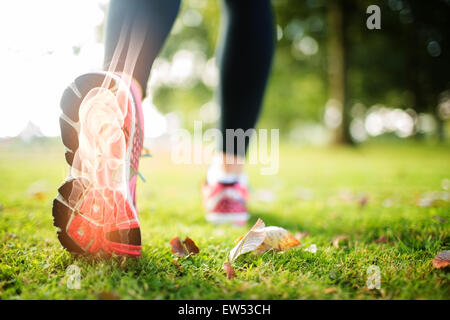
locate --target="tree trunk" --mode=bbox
[327,0,352,144]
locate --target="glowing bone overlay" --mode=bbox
[53,15,148,256]
[75,87,128,193]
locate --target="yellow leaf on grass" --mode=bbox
[229,219,300,263]
[256,226,300,253]
[229,219,266,262]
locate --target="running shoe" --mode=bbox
[53,72,144,257]
[201,181,250,226]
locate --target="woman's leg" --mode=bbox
[203,0,274,225]
[103,0,181,98]
[217,0,275,173]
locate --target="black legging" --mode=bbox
[104,0,275,157]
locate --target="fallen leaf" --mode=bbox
[229,219,266,262]
[229,219,300,262]
[332,235,349,248]
[433,251,450,269]
[170,236,200,257]
[183,237,200,255]
[256,226,300,253]
[324,287,337,294]
[97,291,120,300]
[224,219,302,279]
[223,261,236,279]
[304,244,317,254]
[358,195,369,208]
[3,233,17,240]
[375,236,388,243]
[170,237,189,257]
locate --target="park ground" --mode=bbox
[0,140,449,299]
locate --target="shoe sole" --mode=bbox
[206,212,249,226]
[53,73,141,257]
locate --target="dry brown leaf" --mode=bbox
[433,250,450,269]
[324,287,337,294]
[97,291,121,300]
[223,261,236,279]
[375,236,388,243]
[170,236,200,257]
[183,237,200,255]
[359,195,369,208]
[170,237,189,257]
[332,235,349,248]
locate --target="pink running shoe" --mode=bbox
[202,182,250,226]
[53,72,144,257]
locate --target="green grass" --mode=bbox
[0,140,449,300]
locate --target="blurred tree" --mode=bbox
[146,0,449,142]
[327,0,351,144]
[327,0,450,143]
[405,0,450,140]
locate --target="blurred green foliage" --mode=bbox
[150,0,449,140]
